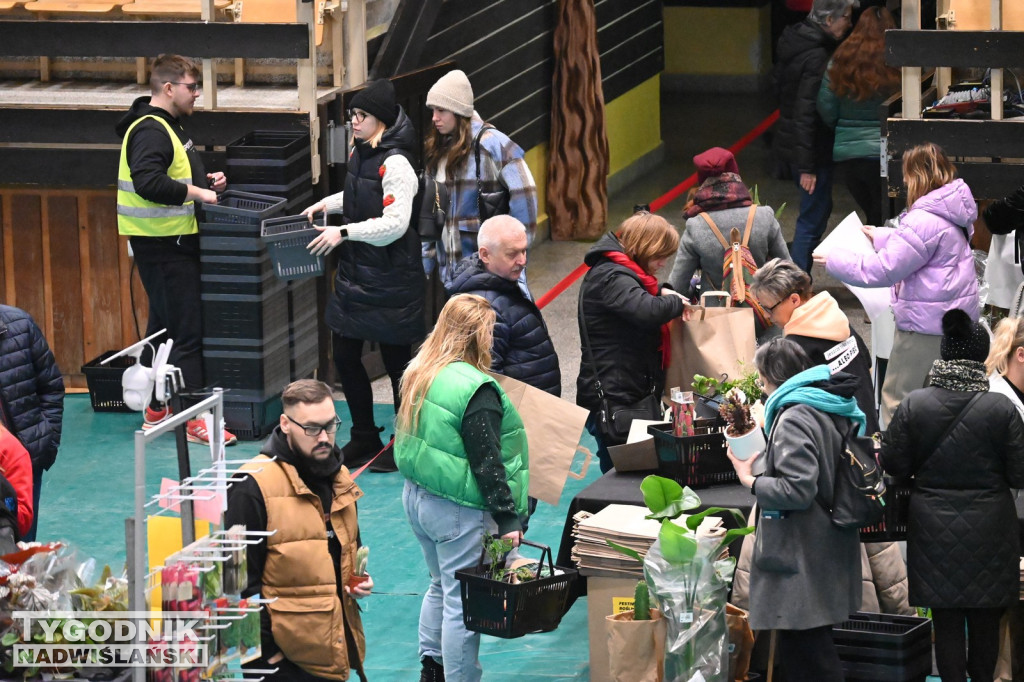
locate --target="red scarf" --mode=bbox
[604,250,672,369]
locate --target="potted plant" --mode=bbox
[718,387,765,461]
[604,581,666,681]
[347,546,370,591]
[607,476,755,682]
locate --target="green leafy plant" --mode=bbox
[482,535,514,582]
[751,184,787,220]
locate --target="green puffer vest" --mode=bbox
[395,362,529,516]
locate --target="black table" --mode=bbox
[556,470,754,599]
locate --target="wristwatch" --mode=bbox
[339,227,349,240]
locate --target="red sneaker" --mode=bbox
[142,405,171,430]
[186,418,238,446]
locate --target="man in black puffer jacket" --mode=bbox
[448,216,561,396]
[0,305,64,541]
[773,0,854,271]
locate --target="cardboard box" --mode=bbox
[585,573,644,682]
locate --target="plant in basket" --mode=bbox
[718,387,765,461]
[607,476,754,682]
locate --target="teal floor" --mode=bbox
[40,394,601,680]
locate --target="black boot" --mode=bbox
[420,656,445,682]
[368,435,397,473]
[342,426,384,469]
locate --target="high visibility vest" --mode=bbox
[116,115,198,237]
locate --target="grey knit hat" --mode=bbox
[426,70,474,118]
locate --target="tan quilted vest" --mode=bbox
[241,454,365,680]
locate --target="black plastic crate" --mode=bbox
[201,290,289,342]
[455,541,577,639]
[226,148,310,186]
[230,172,312,207]
[833,611,932,682]
[201,190,286,226]
[203,337,291,395]
[648,420,737,488]
[290,330,319,380]
[262,215,324,281]
[860,479,911,542]
[200,234,266,256]
[200,253,274,279]
[285,190,315,216]
[226,130,307,161]
[222,392,283,441]
[81,351,137,412]
[287,278,319,378]
[200,267,288,298]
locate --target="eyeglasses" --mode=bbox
[347,109,368,123]
[763,293,793,314]
[285,414,342,437]
[167,81,201,93]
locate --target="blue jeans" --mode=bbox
[402,480,485,682]
[789,163,834,272]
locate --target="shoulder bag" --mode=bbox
[473,125,511,222]
[578,285,663,442]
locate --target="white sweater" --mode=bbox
[320,153,417,247]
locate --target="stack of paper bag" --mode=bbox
[571,504,724,577]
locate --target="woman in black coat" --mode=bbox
[882,309,1024,682]
[301,79,422,470]
[577,212,690,472]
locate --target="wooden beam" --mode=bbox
[0,20,309,59]
[887,119,1024,158]
[887,30,1024,69]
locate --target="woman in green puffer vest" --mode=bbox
[394,293,528,682]
[817,6,900,227]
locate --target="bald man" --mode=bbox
[448,215,561,395]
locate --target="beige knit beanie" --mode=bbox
[426,70,474,118]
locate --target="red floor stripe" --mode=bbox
[535,109,780,310]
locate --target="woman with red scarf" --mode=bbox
[576,212,691,472]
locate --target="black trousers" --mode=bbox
[135,254,204,393]
[776,625,844,682]
[332,334,411,430]
[932,606,1004,682]
[837,158,884,227]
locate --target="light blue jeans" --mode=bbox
[403,479,486,682]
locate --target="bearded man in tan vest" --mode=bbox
[226,379,372,681]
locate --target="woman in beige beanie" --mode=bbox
[423,69,538,287]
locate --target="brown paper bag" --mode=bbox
[489,373,592,505]
[606,609,666,682]
[664,294,756,397]
[726,604,755,681]
[995,610,1013,682]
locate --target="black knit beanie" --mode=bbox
[349,79,397,127]
[940,308,989,363]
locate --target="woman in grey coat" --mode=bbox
[728,337,862,682]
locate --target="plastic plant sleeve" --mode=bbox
[644,534,731,682]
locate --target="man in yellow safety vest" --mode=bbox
[115,53,235,445]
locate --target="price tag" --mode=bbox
[680,611,694,624]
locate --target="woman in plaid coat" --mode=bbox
[423,69,538,287]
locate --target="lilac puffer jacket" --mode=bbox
[826,179,979,335]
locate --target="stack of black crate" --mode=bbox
[226,131,321,392]
[200,191,290,440]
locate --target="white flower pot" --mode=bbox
[725,425,765,461]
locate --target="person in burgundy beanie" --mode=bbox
[694,147,740,184]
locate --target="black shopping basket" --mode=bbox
[455,539,577,639]
[261,214,324,281]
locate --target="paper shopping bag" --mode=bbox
[606,609,666,682]
[726,604,755,681]
[489,373,591,505]
[665,299,756,398]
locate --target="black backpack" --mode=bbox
[817,415,886,529]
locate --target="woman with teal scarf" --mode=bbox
[727,337,863,682]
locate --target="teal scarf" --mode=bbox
[763,365,867,436]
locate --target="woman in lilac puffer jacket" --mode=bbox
[814,142,979,426]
